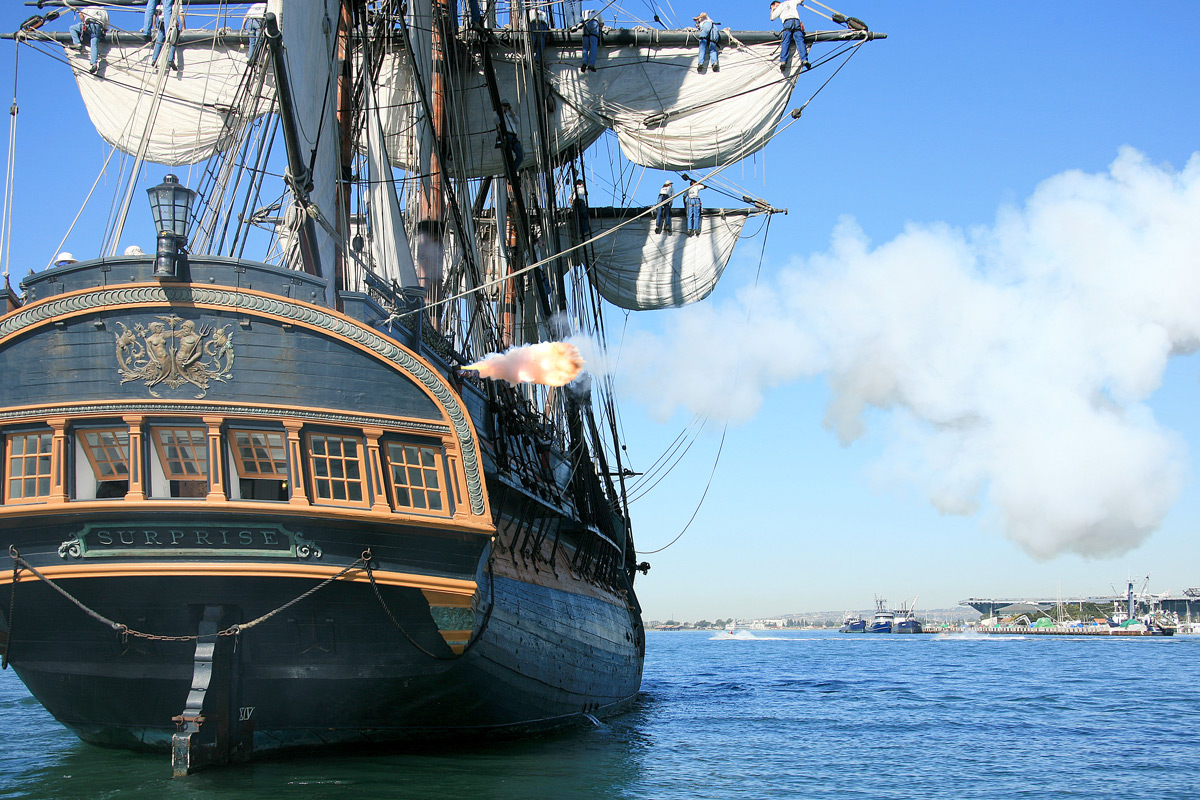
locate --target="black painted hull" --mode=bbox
[4,565,642,755]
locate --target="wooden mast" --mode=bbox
[415,0,448,327]
[334,0,355,308]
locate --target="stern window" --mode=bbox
[150,427,208,498]
[385,442,446,513]
[78,429,130,499]
[306,433,367,507]
[5,431,53,503]
[230,429,288,501]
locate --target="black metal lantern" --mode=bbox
[146,174,196,278]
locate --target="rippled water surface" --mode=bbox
[1,630,1197,798]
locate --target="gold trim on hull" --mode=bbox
[0,499,495,536]
[0,561,477,604]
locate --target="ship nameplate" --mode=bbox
[58,524,323,560]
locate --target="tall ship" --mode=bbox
[0,0,883,774]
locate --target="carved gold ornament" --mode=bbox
[115,314,234,398]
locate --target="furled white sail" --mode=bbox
[581,209,753,310]
[373,37,794,176]
[278,0,340,299]
[553,40,796,171]
[66,41,271,166]
[363,70,421,290]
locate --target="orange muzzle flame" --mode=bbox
[463,342,584,387]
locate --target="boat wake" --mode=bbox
[938,632,1028,642]
[709,630,760,640]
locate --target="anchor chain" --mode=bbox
[363,550,460,661]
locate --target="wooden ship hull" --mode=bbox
[0,256,644,773]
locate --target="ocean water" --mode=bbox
[1,630,1197,799]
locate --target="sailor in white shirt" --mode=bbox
[69,6,108,73]
[685,180,704,236]
[243,3,267,55]
[769,0,810,72]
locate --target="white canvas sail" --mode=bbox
[554,40,796,171]
[277,0,340,297]
[67,42,271,166]
[363,70,421,290]
[373,39,794,176]
[581,209,753,310]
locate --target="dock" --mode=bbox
[967,625,1172,637]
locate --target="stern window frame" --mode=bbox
[149,425,209,498]
[4,429,54,504]
[305,431,369,509]
[383,439,449,515]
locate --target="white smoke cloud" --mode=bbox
[607,147,1200,559]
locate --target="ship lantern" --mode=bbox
[146,173,196,278]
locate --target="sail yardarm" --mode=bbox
[374,38,792,176]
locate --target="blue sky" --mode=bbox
[602,1,1200,620]
[2,2,1199,620]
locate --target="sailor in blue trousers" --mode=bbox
[69,7,108,74]
[579,9,601,72]
[770,0,809,72]
[685,180,704,236]
[695,12,719,72]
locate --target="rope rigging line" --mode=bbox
[2,43,19,281]
[627,415,707,501]
[43,144,123,272]
[364,557,467,661]
[105,0,191,257]
[635,213,774,554]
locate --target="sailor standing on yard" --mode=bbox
[694,12,719,73]
[139,0,165,39]
[685,179,704,236]
[572,179,592,238]
[147,0,181,70]
[243,3,267,57]
[770,0,810,72]
[527,4,549,64]
[69,6,108,74]
[578,9,601,73]
[655,180,674,233]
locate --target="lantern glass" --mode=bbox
[146,174,196,239]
